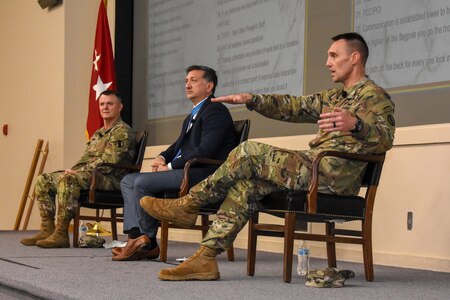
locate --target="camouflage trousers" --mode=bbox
[194,141,313,252]
[35,170,116,221]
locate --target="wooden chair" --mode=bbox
[247,151,386,283]
[73,130,148,248]
[160,119,251,262]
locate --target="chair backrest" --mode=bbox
[132,131,149,171]
[233,119,251,146]
[360,153,386,187]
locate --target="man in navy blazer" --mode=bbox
[112,65,236,261]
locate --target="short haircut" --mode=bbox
[99,90,122,103]
[186,65,218,94]
[332,32,369,65]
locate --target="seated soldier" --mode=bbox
[21,90,135,248]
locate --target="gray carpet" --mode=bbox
[0,230,449,300]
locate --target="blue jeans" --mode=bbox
[120,170,184,237]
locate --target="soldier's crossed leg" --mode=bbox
[192,140,312,203]
[201,178,278,251]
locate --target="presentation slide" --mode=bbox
[147,0,305,120]
[355,0,450,89]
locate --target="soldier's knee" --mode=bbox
[235,140,263,156]
[58,174,78,189]
[35,173,52,194]
[36,173,49,185]
[235,140,251,153]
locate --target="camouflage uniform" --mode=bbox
[306,268,355,288]
[194,78,395,251]
[78,235,106,248]
[36,119,135,222]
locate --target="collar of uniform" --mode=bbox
[99,117,122,135]
[340,77,369,99]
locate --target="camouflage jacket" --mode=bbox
[249,78,395,195]
[71,119,136,182]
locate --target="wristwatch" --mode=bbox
[351,116,364,133]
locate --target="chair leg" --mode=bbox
[73,204,81,248]
[362,221,374,281]
[111,209,118,241]
[200,214,209,237]
[226,244,235,261]
[325,222,337,268]
[160,220,169,262]
[247,212,259,276]
[283,212,296,283]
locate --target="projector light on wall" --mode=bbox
[38,0,62,9]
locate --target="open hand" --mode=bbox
[317,107,357,132]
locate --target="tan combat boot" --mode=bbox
[140,194,203,228]
[36,218,71,248]
[158,246,220,281]
[20,218,55,246]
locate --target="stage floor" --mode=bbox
[1,230,449,300]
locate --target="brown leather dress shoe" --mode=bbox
[111,247,122,256]
[112,236,160,261]
[112,246,160,260]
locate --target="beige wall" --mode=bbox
[0,1,115,230]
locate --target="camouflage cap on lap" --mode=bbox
[306,268,355,288]
[78,235,106,248]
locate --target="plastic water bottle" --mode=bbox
[79,221,88,238]
[297,240,310,276]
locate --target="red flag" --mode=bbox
[86,0,116,139]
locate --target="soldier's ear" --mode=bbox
[351,51,361,65]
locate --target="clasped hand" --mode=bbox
[150,156,169,172]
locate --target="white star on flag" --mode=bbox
[92,75,112,100]
[93,49,101,71]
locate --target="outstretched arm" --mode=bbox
[215,92,322,123]
[212,93,253,105]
